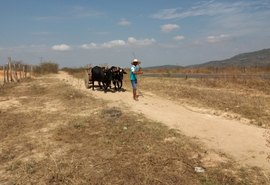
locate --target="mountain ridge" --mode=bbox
[145,48,270,69]
[187,48,270,68]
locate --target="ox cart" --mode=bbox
[84,65,92,89]
[84,65,111,90]
[84,65,126,91]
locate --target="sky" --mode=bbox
[0,0,270,68]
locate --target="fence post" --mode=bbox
[8,57,14,82]
[3,58,31,83]
[14,63,18,82]
[3,65,6,84]
[22,65,25,78]
[25,65,28,78]
[19,64,22,80]
[6,62,10,83]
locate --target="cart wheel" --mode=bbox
[84,74,91,89]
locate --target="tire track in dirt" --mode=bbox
[56,72,270,172]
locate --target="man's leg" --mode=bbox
[133,89,138,100]
[131,80,138,100]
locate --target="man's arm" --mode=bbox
[133,71,143,75]
[131,66,143,75]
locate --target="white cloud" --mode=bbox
[211,9,270,38]
[174,35,185,41]
[207,34,229,43]
[101,40,126,48]
[151,1,270,20]
[81,43,98,49]
[81,37,156,50]
[81,40,126,49]
[161,24,179,33]
[127,37,156,46]
[118,18,131,26]
[51,44,71,51]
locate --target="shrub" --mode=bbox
[34,62,59,74]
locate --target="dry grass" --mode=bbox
[144,66,270,74]
[1,75,269,184]
[61,67,85,79]
[129,74,270,128]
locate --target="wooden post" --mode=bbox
[19,64,22,80]
[6,63,9,83]
[14,63,18,82]
[23,65,25,78]
[3,65,6,84]
[10,63,13,82]
[8,58,14,82]
[24,65,27,78]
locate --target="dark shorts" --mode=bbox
[131,80,137,89]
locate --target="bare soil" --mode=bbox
[0,73,269,184]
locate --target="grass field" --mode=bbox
[0,74,269,184]
[135,76,270,128]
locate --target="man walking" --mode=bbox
[130,59,143,101]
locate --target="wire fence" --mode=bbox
[142,73,270,80]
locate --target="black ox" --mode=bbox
[110,66,127,90]
[91,66,113,91]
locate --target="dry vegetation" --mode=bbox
[144,66,270,75]
[63,65,270,126]
[33,62,59,75]
[1,75,269,184]
[131,66,270,128]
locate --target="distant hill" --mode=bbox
[188,48,270,68]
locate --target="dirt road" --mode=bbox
[57,72,270,171]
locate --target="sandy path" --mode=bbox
[56,72,270,171]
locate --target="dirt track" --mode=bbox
[57,71,270,172]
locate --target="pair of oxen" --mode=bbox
[90,66,126,91]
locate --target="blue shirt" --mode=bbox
[130,65,138,81]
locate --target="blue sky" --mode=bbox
[0,0,270,68]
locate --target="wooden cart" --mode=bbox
[84,65,92,89]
